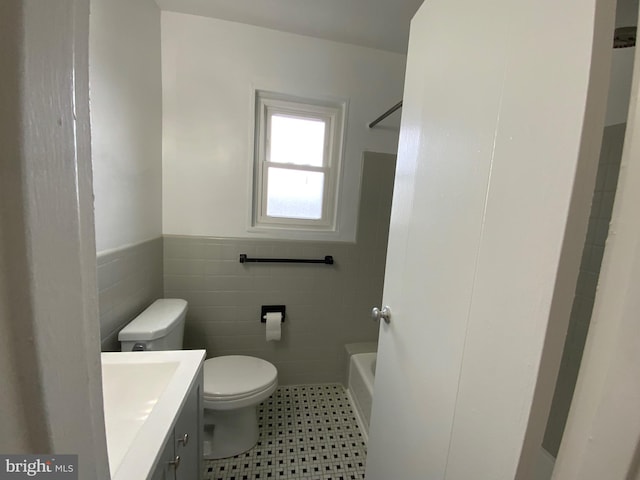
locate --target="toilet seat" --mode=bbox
[203,356,278,410]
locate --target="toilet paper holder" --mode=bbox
[261,305,286,323]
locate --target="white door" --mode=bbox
[366,1,613,479]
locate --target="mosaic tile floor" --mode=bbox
[203,384,367,480]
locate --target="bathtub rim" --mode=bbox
[347,351,377,445]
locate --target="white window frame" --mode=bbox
[252,91,345,231]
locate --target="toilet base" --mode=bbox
[203,405,259,459]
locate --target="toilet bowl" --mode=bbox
[202,356,278,459]
[118,299,278,459]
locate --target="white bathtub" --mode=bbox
[345,350,556,478]
[347,352,376,442]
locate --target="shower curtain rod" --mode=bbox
[369,100,403,128]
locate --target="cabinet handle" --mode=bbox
[178,433,189,446]
[168,455,181,469]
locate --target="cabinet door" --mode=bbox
[174,373,203,480]
[151,440,176,480]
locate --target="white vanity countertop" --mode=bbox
[101,350,205,480]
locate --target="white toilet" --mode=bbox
[118,298,278,459]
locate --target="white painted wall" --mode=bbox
[161,12,406,241]
[90,0,162,254]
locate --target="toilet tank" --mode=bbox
[118,299,187,352]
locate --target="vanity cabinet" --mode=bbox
[152,441,175,480]
[151,369,203,480]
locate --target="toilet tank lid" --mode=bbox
[118,299,187,342]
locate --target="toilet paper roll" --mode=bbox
[265,312,282,342]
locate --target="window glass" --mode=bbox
[269,114,326,167]
[266,167,324,219]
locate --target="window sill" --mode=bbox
[246,224,354,243]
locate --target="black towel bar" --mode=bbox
[239,254,334,265]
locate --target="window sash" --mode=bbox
[266,111,331,168]
[253,91,343,230]
[260,107,334,166]
[260,163,331,225]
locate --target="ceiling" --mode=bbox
[154,0,424,53]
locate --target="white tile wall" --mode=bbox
[97,237,164,351]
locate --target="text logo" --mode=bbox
[0,455,77,479]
